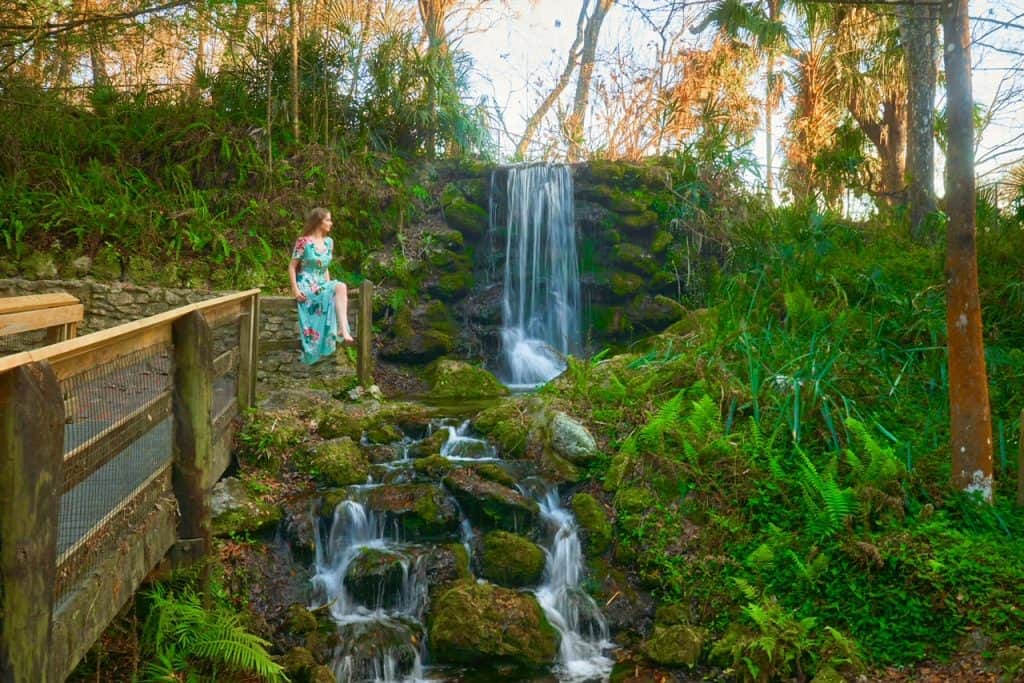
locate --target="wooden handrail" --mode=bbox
[0,293,83,343]
[0,289,259,377]
[0,293,78,315]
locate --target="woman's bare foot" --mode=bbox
[338,333,355,345]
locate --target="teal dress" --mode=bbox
[292,236,339,364]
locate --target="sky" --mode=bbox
[458,0,1024,189]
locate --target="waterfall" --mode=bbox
[496,164,581,388]
[534,489,614,682]
[312,500,428,683]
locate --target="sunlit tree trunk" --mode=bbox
[567,0,614,162]
[943,0,994,501]
[899,0,939,240]
[290,0,300,141]
[765,0,780,203]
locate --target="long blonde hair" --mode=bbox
[302,207,331,236]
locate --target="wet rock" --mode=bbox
[429,581,559,672]
[365,484,460,540]
[210,477,282,537]
[407,427,450,459]
[441,183,490,239]
[380,300,456,363]
[260,388,333,415]
[281,495,318,561]
[469,462,517,488]
[344,548,409,609]
[443,468,538,532]
[479,531,546,588]
[365,423,403,444]
[472,402,530,458]
[629,295,685,330]
[422,543,472,596]
[413,454,455,480]
[549,412,598,464]
[538,449,581,484]
[314,406,364,440]
[426,359,509,400]
[571,493,612,556]
[611,272,645,297]
[307,437,369,487]
[613,243,659,275]
[334,619,424,683]
[281,646,320,683]
[641,624,706,668]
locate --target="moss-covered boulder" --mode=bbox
[441,183,490,239]
[427,359,509,400]
[629,295,684,330]
[470,462,517,488]
[443,468,538,532]
[472,402,530,458]
[237,409,308,472]
[380,300,456,363]
[571,493,612,556]
[422,543,472,596]
[538,449,581,484]
[365,484,460,540]
[407,427,450,458]
[306,437,369,486]
[613,243,659,275]
[652,230,674,253]
[413,454,455,479]
[479,531,546,587]
[210,477,283,537]
[641,624,706,668]
[429,581,559,672]
[364,423,403,444]
[315,406,364,441]
[428,270,474,301]
[617,210,660,232]
[610,272,645,297]
[549,411,598,464]
[344,548,409,609]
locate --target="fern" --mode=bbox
[843,417,906,490]
[794,450,857,540]
[142,586,287,682]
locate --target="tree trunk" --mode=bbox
[515,1,590,160]
[765,0,781,203]
[943,0,994,501]
[566,0,615,162]
[290,0,300,142]
[899,1,939,241]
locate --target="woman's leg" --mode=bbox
[334,282,354,341]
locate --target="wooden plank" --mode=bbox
[0,362,64,682]
[0,293,78,315]
[0,289,259,375]
[0,304,84,337]
[357,281,374,387]
[61,391,173,493]
[203,299,244,329]
[213,345,240,378]
[237,310,253,410]
[249,295,260,404]
[50,326,171,382]
[212,396,238,437]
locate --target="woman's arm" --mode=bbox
[288,258,307,302]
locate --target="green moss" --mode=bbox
[652,231,674,253]
[20,251,58,279]
[365,423,403,444]
[211,478,283,537]
[427,359,509,400]
[613,243,658,275]
[408,428,450,458]
[306,437,369,486]
[615,487,656,515]
[429,581,559,671]
[473,402,529,458]
[366,484,460,540]
[610,272,645,297]
[471,463,517,488]
[617,210,660,231]
[571,493,612,556]
[603,453,629,492]
[433,271,473,299]
[315,406,364,440]
[441,183,489,238]
[90,245,122,280]
[237,410,307,471]
[641,624,706,667]
[480,531,546,587]
[414,454,455,479]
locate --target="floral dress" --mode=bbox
[292,236,339,364]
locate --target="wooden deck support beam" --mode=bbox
[0,362,64,683]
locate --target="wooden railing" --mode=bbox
[0,293,84,344]
[0,289,259,683]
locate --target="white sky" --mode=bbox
[459,0,1024,187]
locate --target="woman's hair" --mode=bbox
[302,207,331,235]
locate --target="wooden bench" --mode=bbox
[0,293,84,344]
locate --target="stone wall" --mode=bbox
[0,279,355,388]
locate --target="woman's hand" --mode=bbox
[293,287,307,303]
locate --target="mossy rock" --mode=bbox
[538,448,580,484]
[612,243,659,275]
[470,463,517,488]
[617,210,660,232]
[615,487,656,515]
[365,484,460,540]
[580,184,648,214]
[307,437,369,487]
[284,604,319,636]
[422,543,472,594]
[610,272,645,297]
[443,468,538,532]
[237,410,308,471]
[641,624,706,668]
[315,406,364,441]
[427,359,509,401]
[280,647,319,683]
[810,666,845,683]
[429,271,474,300]
[662,307,717,339]
[628,295,685,330]
[90,245,122,280]
[479,531,546,587]
[473,402,529,458]
[429,581,559,672]
[210,477,283,537]
[548,411,598,464]
[21,251,58,279]
[654,603,690,627]
[603,453,630,492]
[365,423,403,444]
[652,231,674,253]
[380,300,456,363]
[344,548,408,609]
[441,183,490,239]
[408,427,451,458]
[414,454,455,479]
[571,493,612,556]
[427,248,471,271]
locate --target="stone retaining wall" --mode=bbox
[0,279,355,388]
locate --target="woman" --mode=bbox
[288,207,355,364]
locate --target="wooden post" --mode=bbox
[0,362,64,682]
[357,281,374,388]
[172,312,213,565]
[237,294,258,411]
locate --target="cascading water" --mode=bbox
[496,164,581,388]
[534,488,614,682]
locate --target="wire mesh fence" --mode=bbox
[0,328,49,356]
[56,343,174,601]
[210,312,241,428]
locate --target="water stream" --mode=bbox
[494,164,581,388]
[309,418,613,683]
